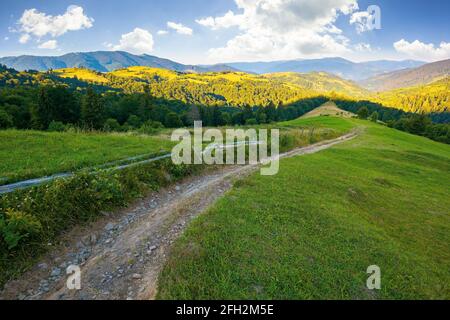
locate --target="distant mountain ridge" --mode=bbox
[225,58,425,81]
[361,59,450,91]
[0,51,237,74]
[0,51,424,81]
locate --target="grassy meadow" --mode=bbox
[157,117,450,299]
[0,130,174,184]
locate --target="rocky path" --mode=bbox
[0,131,358,300]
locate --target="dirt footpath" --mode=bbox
[0,131,358,300]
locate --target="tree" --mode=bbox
[358,107,369,119]
[0,109,13,128]
[370,111,379,122]
[81,87,105,129]
[164,112,183,128]
[32,86,52,129]
[126,115,141,128]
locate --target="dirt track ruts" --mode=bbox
[0,130,358,300]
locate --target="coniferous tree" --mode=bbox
[81,87,105,129]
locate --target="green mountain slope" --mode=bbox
[0,51,233,73]
[158,116,450,299]
[264,72,369,98]
[376,77,450,113]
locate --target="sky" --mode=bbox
[0,0,449,64]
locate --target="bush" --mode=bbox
[139,121,164,135]
[103,118,121,132]
[47,121,66,132]
[0,159,204,287]
[357,107,369,119]
[245,118,258,126]
[0,209,42,250]
[370,112,379,122]
[0,109,13,129]
[126,115,141,129]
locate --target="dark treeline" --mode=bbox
[0,83,327,132]
[336,99,450,144]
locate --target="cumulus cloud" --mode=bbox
[167,22,193,35]
[111,28,154,54]
[195,0,359,62]
[19,34,30,44]
[38,40,58,49]
[157,30,168,35]
[195,11,243,30]
[349,5,381,33]
[394,39,450,62]
[16,5,93,43]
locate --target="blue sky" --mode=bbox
[1,0,449,64]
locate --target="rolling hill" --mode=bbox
[376,77,450,113]
[362,59,450,91]
[263,72,370,99]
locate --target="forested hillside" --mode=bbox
[376,77,450,113]
[1,63,449,137]
[264,72,369,99]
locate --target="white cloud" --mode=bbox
[38,40,58,49]
[354,42,372,52]
[196,10,243,30]
[167,21,193,35]
[112,28,154,54]
[19,33,31,44]
[195,0,359,63]
[394,39,450,62]
[157,30,168,35]
[17,5,93,39]
[4,37,9,41]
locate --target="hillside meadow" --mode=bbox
[0,130,174,184]
[157,117,450,299]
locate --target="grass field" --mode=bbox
[0,130,174,184]
[157,117,450,299]
[300,102,356,119]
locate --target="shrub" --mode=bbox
[245,118,258,126]
[357,107,369,119]
[47,121,66,132]
[103,118,121,132]
[139,121,164,135]
[0,209,42,250]
[0,159,204,287]
[0,109,13,129]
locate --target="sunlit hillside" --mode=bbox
[52,68,109,84]
[54,66,321,107]
[264,72,370,99]
[376,77,450,113]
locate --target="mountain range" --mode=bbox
[0,51,424,82]
[223,58,425,81]
[0,51,238,74]
[361,59,450,91]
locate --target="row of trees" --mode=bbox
[0,83,328,132]
[355,105,449,144]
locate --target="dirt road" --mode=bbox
[0,131,358,300]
